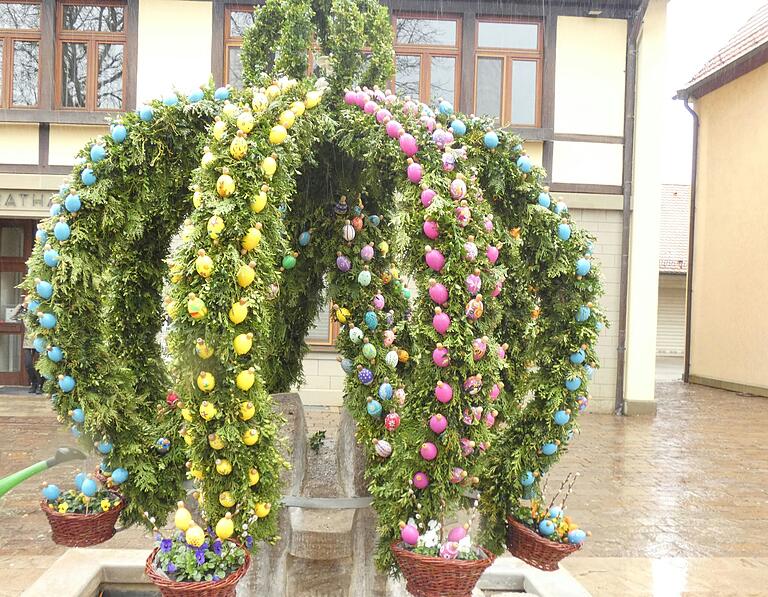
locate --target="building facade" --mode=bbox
[0,0,665,414]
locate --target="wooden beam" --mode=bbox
[39,0,55,111]
[38,123,50,167]
[0,164,71,175]
[211,1,226,87]
[554,133,624,144]
[125,0,139,110]
[0,109,110,125]
[549,182,623,195]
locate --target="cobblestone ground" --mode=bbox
[1,381,767,595]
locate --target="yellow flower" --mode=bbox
[58,503,68,513]
[101,499,111,511]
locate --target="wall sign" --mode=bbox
[0,190,54,217]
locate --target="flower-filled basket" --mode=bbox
[40,475,125,547]
[391,520,495,597]
[143,504,250,597]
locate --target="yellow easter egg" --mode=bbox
[239,401,255,421]
[199,399,217,419]
[188,466,204,480]
[181,408,193,422]
[252,92,268,112]
[219,491,236,508]
[222,101,238,117]
[291,101,305,117]
[265,84,280,100]
[215,458,232,475]
[213,118,227,140]
[305,90,322,108]
[254,502,271,518]
[230,134,248,160]
[197,372,216,394]
[208,433,225,450]
[279,110,295,129]
[201,149,215,169]
[242,428,260,445]
[192,190,203,208]
[242,226,262,251]
[248,468,260,486]
[237,264,255,288]
[182,431,194,446]
[174,501,192,531]
[251,189,267,213]
[207,215,225,239]
[237,110,255,133]
[269,125,287,145]
[261,155,277,178]
[233,333,253,355]
[229,300,248,324]
[236,368,255,391]
[215,512,234,540]
[186,524,205,547]
[187,295,207,320]
[217,169,235,197]
[195,251,213,278]
[195,338,214,359]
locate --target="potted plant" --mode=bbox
[40,473,124,547]
[144,502,250,597]
[506,473,588,571]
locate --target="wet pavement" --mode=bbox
[1,380,767,595]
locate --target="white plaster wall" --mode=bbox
[136,1,213,103]
[552,141,624,186]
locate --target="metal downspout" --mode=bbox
[682,97,699,383]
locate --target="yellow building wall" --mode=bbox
[522,141,543,166]
[49,125,107,166]
[551,141,623,185]
[554,16,627,137]
[137,1,212,103]
[690,60,768,393]
[0,124,39,164]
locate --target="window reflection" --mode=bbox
[396,18,456,46]
[430,56,455,105]
[12,40,37,105]
[62,5,123,32]
[97,42,122,109]
[0,2,40,29]
[61,41,87,108]
[395,54,420,100]
[476,57,502,122]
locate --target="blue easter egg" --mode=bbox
[368,215,381,227]
[50,203,62,217]
[542,442,558,456]
[554,410,570,426]
[71,425,81,438]
[537,192,551,208]
[483,131,499,149]
[42,372,53,380]
[111,124,127,143]
[75,471,86,490]
[42,484,61,501]
[36,229,48,243]
[97,441,113,455]
[298,231,311,246]
[59,375,75,392]
[58,184,70,198]
[521,471,535,487]
[568,529,587,545]
[584,364,595,379]
[214,86,230,101]
[570,349,586,364]
[517,155,533,173]
[39,312,57,328]
[139,105,154,121]
[64,194,81,213]
[438,100,453,115]
[548,506,563,519]
[565,377,582,391]
[155,437,171,454]
[576,258,591,276]
[188,89,204,103]
[366,399,382,416]
[364,311,378,330]
[557,223,571,241]
[576,306,591,322]
[538,519,555,535]
[47,346,63,362]
[28,299,40,312]
[89,144,106,162]
[81,168,96,186]
[44,249,60,268]
[36,280,53,299]
[450,119,466,136]
[340,358,355,375]
[554,201,568,215]
[71,408,85,424]
[513,143,523,152]
[33,337,47,353]
[111,467,129,485]
[54,221,70,241]
[378,382,393,401]
[163,94,179,106]
[358,367,374,385]
[81,478,97,497]
[595,321,604,332]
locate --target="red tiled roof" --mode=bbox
[659,184,690,273]
[685,3,768,91]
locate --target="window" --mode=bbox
[224,5,254,87]
[306,301,339,347]
[393,14,460,106]
[0,2,41,108]
[56,1,126,110]
[474,19,542,127]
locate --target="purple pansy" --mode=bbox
[213,540,222,556]
[195,547,206,565]
[166,562,177,574]
[245,535,253,549]
[213,575,220,581]
[160,538,173,553]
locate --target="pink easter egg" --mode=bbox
[383,329,395,346]
[412,471,429,489]
[376,108,392,124]
[386,120,403,139]
[399,133,419,157]
[432,309,451,335]
[497,345,507,359]
[422,220,439,240]
[450,467,466,483]
[420,442,438,461]
[484,217,494,232]
[466,272,482,295]
[485,411,496,427]
[401,523,420,545]
[434,381,453,403]
[432,346,450,367]
[373,294,385,310]
[490,383,501,400]
[421,188,436,207]
[447,526,467,542]
[402,100,418,116]
[407,162,423,183]
[429,281,449,304]
[384,93,397,105]
[439,542,459,560]
[429,414,448,434]
[360,244,374,261]
[355,90,368,107]
[491,280,503,298]
[487,245,499,264]
[363,100,378,114]
[344,90,356,105]
[450,178,467,199]
[425,249,445,271]
[423,117,436,132]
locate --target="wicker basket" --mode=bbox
[391,541,496,597]
[506,516,580,571]
[41,494,124,547]
[144,545,251,597]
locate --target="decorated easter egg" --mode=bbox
[138,105,154,122]
[42,484,61,501]
[576,258,591,276]
[554,410,570,426]
[484,131,499,149]
[429,414,448,434]
[385,350,399,368]
[399,133,418,157]
[517,155,533,173]
[373,294,385,310]
[90,144,106,163]
[214,86,230,101]
[47,346,63,363]
[36,280,53,299]
[407,161,423,183]
[576,305,591,322]
[364,311,378,330]
[81,477,98,497]
[558,223,572,241]
[349,326,363,344]
[336,254,352,272]
[358,269,372,286]
[384,412,401,431]
[570,349,586,364]
[425,248,445,272]
[568,529,587,545]
[401,522,420,545]
[541,442,558,456]
[537,192,551,208]
[71,408,85,423]
[33,336,47,353]
[420,442,438,461]
[366,398,382,416]
[521,471,535,487]
[432,308,451,334]
[40,312,57,328]
[378,381,393,401]
[111,124,127,143]
[450,119,466,136]
[538,519,555,535]
[362,342,377,360]
[565,377,582,391]
[59,375,75,392]
[358,367,374,385]
[422,220,439,240]
[340,358,355,375]
[111,468,129,485]
[435,381,453,403]
[44,249,60,267]
[448,525,468,542]
[421,188,436,207]
[432,345,449,367]
[412,471,429,489]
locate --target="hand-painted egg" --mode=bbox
[298,231,311,247]
[565,377,582,391]
[368,214,381,227]
[490,383,502,400]
[385,350,399,368]
[358,367,374,385]
[357,269,372,286]
[537,192,551,208]
[96,440,112,454]
[33,336,47,353]
[336,254,351,272]
[555,201,568,215]
[360,244,374,261]
[366,398,382,416]
[340,358,355,374]
[386,119,403,138]
[463,374,483,395]
[421,188,436,207]
[373,294,385,310]
[472,337,487,360]
[541,442,558,456]
[576,258,591,276]
[373,438,392,458]
[412,471,429,489]
[378,381,393,400]
[577,395,589,412]
[80,167,97,186]
[438,100,453,115]
[466,272,482,295]
[35,228,48,243]
[576,305,591,322]
[450,178,467,200]
[50,203,63,217]
[282,254,297,269]
[349,327,363,344]
[570,349,586,364]
[362,342,377,360]
[486,245,499,264]
[464,241,478,261]
[466,296,484,320]
[36,280,53,300]
[384,412,400,431]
